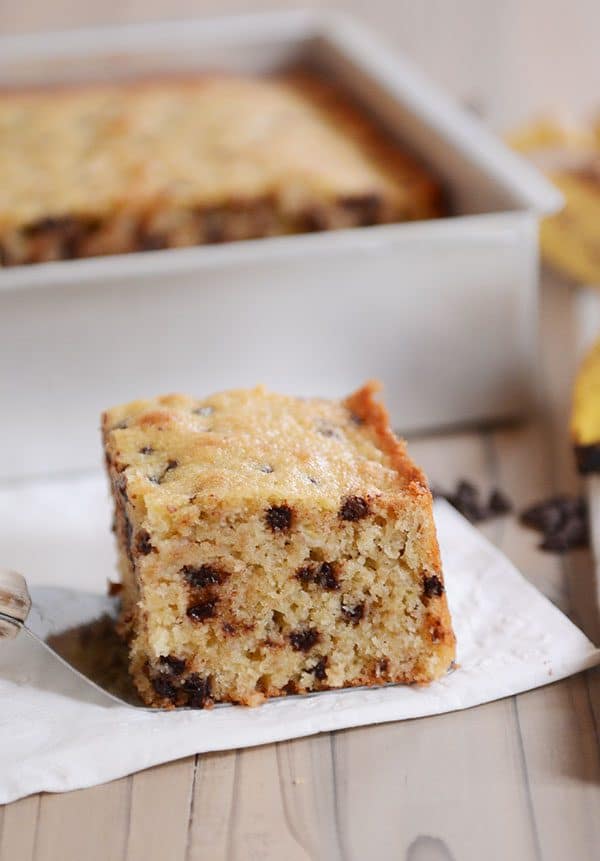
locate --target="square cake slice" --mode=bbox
[102,382,455,708]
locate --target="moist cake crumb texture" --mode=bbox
[102,381,455,708]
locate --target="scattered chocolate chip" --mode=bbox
[138,232,168,251]
[488,489,512,515]
[158,655,186,675]
[349,412,364,426]
[449,480,486,522]
[187,599,218,622]
[112,419,128,430]
[222,622,236,635]
[341,601,365,624]
[307,476,319,486]
[520,495,589,553]
[266,504,293,532]
[290,628,320,652]
[436,480,513,524]
[309,657,328,681]
[193,405,214,416]
[338,192,382,224]
[182,674,212,709]
[258,464,274,474]
[520,495,585,532]
[339,496,370,522]
[296,561,339,590]
[151,675,177,701]
[107,580,122,597]
[423,574,444,598]
[181,564,226,588]
[136,529,153,555]
[139,446,154,455]
[283,680,300,695]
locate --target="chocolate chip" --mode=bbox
[139,446,154,455]
[290,628,320,652]
[187,599,218,622]
[449,480,487,523]
[136,529,153,555]
[151,675,177,701]
[193,406,213,416]
[266,505,293,532]
[158,655,186,675]
[223,622,236,635]
[139,232,168,251]
[519,495,589,553]
[338,192,382,224]
[309,657,328,681]
[112,419,129,430]
[339,496,370,521]
[520,496,585,532]
[341,601,365,624]
[296,561,339,590]
[349,412,364,426]
[488,489,512,515]
[181,564,226,588]
[539,515,588,553]
[437,480,513,524]
[283,680,300,695]
[423,574,444,598]
[258,464,274,474]
[182,674,212,709]
[307,476,319,485]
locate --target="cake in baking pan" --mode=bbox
[0,74,444,266]
[102,382,455,708]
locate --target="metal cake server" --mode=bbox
[0,569,152,709]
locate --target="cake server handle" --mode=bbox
[0,569,32,640]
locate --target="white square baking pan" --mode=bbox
[0,11,562,480]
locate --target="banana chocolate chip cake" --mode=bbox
[0,74,444,266]
[102,382,455,708]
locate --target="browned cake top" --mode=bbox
[0,74,440,231]
[102,382,427,511]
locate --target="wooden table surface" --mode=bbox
[1,3,599,860]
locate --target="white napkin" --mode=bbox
[0,474,598,804]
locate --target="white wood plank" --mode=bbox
[212,745,311,861]
[0,796,39,861]
[32,779,131,861]
[186,751,237,860]
[334,701,540,860]
[276,734,345,861]
[124,759,196,861]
